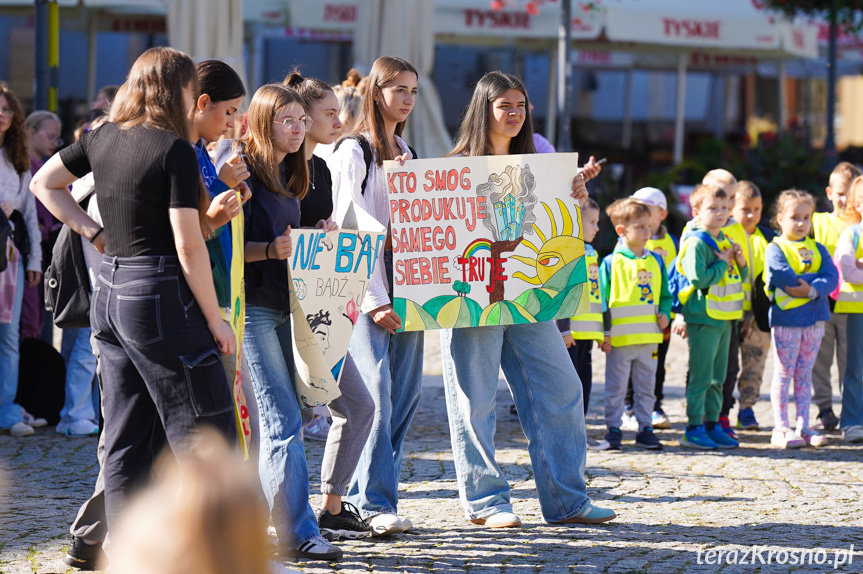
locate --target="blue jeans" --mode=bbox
[0,258,25,429]
[243,305,319,548]
[60,327,99,425]
[346,252,424,517]
[841,313,863,429]
[440,321,590,523]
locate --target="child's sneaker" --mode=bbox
[605,427,622,450]
[817,408,840,432]
[620,408,638,431]
[797,428,828,447]
[736,407,759,430]
[707,425,739,449]
[587,437,611,451]
[679,425,718,450]
[718,416,738,440]
[635,427,663,450]
[651,409,671,429]
[771,428,805,449]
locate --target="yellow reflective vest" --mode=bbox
[607,251,663,346]
[750,227,770,280]
[723,221,753,311]
[570,246,603,341]
[676,233,745,321]
[766,236,823,310]
[646,232,677,269]
[812,212,846,257]
[835,224,863,313]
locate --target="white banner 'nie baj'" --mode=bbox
[384,153,589,332]
[288,203,387,408]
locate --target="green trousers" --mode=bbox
[686,321,732,426]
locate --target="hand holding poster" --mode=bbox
[288,204,387,407]
[385,153,589,331]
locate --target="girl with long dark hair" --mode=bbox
[240,83,342,561]
[441,71,616,529]
[0,83,42,438]
[31,47,237,526]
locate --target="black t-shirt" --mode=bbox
[59,122,201,257]
[299,155,333,227]
[243,162,301,312]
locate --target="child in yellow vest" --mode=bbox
[599,199,672,451]
[764,190,838,448]
[556,199,610,450]
[811,162,862,431]
[703,169,750,439]
[731,181,775,431]
[832,175,863,444]
[621,187,678,431]
[677,183,748,450]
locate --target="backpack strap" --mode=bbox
[407,144,418,160]
[334,135,373,196]
[687,230,719,253]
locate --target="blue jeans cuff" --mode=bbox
[362,507,397,519]
[546,499,590,523]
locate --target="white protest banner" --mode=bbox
[288,204,387,407]
[384,153,589,331]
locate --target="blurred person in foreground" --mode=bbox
[109,429,299,574]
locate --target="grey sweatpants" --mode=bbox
[812,311,846,411]
[604,343,658,430]
[318,352,374,496]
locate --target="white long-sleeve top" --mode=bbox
[834,225,863,285]
[0,148,41,272]
[327,133,410,314]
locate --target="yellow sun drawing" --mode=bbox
[511,199,585,285]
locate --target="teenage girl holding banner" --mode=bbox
[439,71,616,529]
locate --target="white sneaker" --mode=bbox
[63,420,100,437]
[303,416,331,442]
[9,421,34,437]
[368,513,405,536]
[398,516,413,532]
[651,410,671,429]
[22,409,47,428]
[843,425,863,444]
[587,437,611,451]
[470,510,522,528]
[282,535,342,561]
[620,410,638,432]
[796,421,828,447]
[771,428,804,449]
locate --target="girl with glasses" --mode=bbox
[240,83,342,561]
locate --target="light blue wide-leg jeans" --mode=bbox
[441,321,590,523]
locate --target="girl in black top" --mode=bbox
[30,47,236,527]
[240,83,342,561]
[284,71,375,540]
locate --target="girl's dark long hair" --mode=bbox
[196,60,246,103]
[0,83,30,174]
[351,56,417,166]
[245,84,309,200]
[448,71,536,158]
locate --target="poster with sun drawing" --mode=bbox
[385,152,589,331]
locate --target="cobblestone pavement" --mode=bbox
[2,335,863,573]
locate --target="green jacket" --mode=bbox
[679,222,749,327]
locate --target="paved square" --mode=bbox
[2,336,862,573]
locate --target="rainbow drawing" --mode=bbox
[463,238,492,259]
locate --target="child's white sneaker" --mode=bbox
[771,428,804,449]
[9,422,34,437]
[796,422,828,447]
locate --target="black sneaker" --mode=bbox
[635,426,663,450]
[605,427,623,450]
[282,535,343,561]
[818,408,840,431]
[318,501,372,540]
[62,536,104,571]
